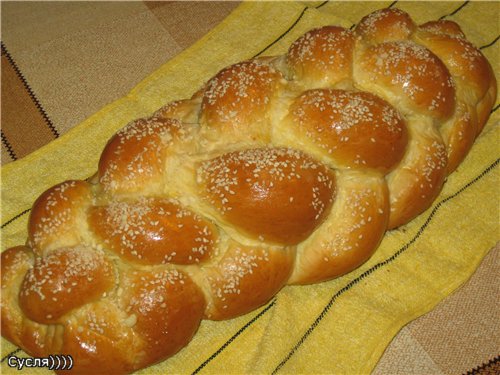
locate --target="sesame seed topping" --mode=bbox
[100,117,183,192]
[91,198,215,265]
[364,41,455,114]
[288,26,353,74]
[210,247,271,301]
[21,246,110,303]
[201,60,281,127]
[128,270,186,315]
[198,147,334,217]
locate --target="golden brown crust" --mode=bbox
[28,180,92,255]
[291,171,389,284]
[287,26,355,88]
[355,8,416,44]
[60,303,135,374]
[414,31,493,107]
[386,120,448,228]
[1,247,34,345]
[356,41,456,121]
[198,147,335,245]
[419,20,466,38]
[88,198,217,265]
[1,8,496,374]
[439,101,478,174]
[200,59,284,142]
[119,269,206,367]
[18,246,115,324]
[413,28,497,169]
[288,89,408,173]
[98,117,184,195]
[416,29,497,139]
[202,242,295,320]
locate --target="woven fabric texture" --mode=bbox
[1,1,499,374]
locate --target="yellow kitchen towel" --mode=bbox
[1,1,498,374]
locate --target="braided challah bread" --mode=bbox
[1,8,496,374]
